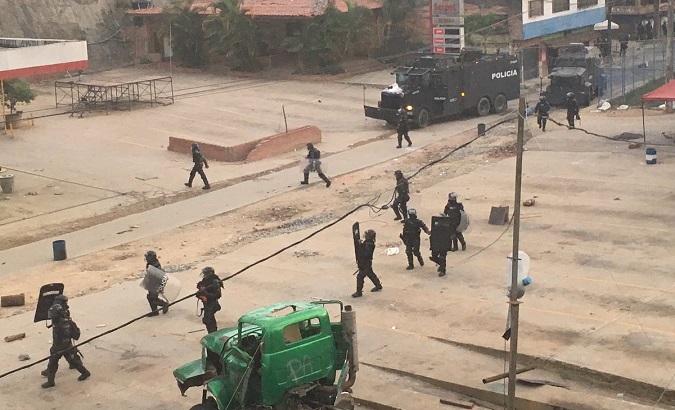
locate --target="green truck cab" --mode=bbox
[174,301,358,410]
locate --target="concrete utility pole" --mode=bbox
[655,0,662,39]
[507,97,526,410]
[667,0,673,112]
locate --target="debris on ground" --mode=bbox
[1,293,26,307]
[384,247,399,256]
[617,105,629,110]
[628,143,642,149]
[613,132,642,141]
[523,199,535,207]
[18,354,30,361]
[293,250,320,258]
[4,333,26,342]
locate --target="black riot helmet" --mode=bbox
[448,192,457,201]
[191,143,200,152]
[145,250,158,262]
[47,303,65,320]
[408,208,417,219]
[364,229,376,241]
[201,266,215,277]
[306,143,314,150]
[54,294,68,305]
[394,170,403,179]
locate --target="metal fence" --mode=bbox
[601,39,674,101]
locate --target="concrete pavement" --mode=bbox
[0,110,501,276]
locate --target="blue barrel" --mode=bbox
[646,148,657,165]
[53,240,67,261]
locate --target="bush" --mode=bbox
[3,79,37,115]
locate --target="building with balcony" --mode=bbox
[509,0,606,80]
[610,0,669,36]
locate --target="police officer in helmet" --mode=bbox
[392,170,410,222]
[534,95,550,131]
[400,208,430,270]
[352,229,383,298]
[145,250,169,316]
[196,267,223,333]
[444,192,466,251]
[565,92,580,128]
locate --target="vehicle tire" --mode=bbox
[477,97,491,117]
[492,94,507,113]
[188,403,218,410]
[415,108,430,128]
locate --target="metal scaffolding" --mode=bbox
[54,76,174,117]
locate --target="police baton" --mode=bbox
[352,269,359,276]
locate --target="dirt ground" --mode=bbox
[1,66,674,409]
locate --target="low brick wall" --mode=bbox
[246,125,321,162]
[168,125,322,163]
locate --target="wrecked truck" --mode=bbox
[174,301,358,410]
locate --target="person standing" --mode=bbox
[144,250,169,317]
[392,170,410,222]
[429,215,453,277]
[396,108,412,149]
[662,20,668,37]
[444,192,466,251]
[645,20,653,40]
[534,95,550,131]
[637,21,644,41]
[565,92,580,128]
[185,143,210,190]
[352,229,383,298]
[196,267,223,333]
[400,208,430,270]
[619,34,629,57]
[41,302,90,388]
[300,143,331,187]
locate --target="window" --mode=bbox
[553,0,570,13]
[528,0,544,18]
[577,0,598,9]
[283,317,321,344]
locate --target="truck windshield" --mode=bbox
[396,73,430,88]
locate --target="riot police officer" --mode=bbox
[185,143,211,190]
[444,192,466,251]
[565,92,580,128]
[352,229,383,298]
[145,250,169,316]
[41,303,90,388]
[196,267,223,333]
[300,143,331,187]
[534,95,550,131]
[400,209,430,270]
[392,170,410,222]
[396,108,412,148]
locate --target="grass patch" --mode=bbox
[610,77,666,107]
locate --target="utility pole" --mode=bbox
[666,0,673,112]
[507,97,525,410]
[655,0,662,40]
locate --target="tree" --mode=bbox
[162,0,208,67]
[2,79,36,115]
[377,0,423,55]
[464,13,508,48]
[203,0,263,71]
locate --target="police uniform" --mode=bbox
[400,209,430,270]
[145,251,169,316]
[444,193,466,251]
[396,108,412,148]
[352,230,383,297]
[566,93,580,128]
[392,171,410,222]
[197,267,223,333]
[41,303,90,388]
[301,143,331,187]
[185,143,210,190]
[534,96,550,131]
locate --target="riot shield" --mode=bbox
[457,210,470,233]
[352,222,361,265]
[430,216,453,253]
[140,265,182,303]
[34,283,64,323]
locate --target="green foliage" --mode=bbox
[282,2,372,68]
[203,0,262,71]
[375,0,423,56]
[161,0,208,67]
[3,79,36,115]
[464,13,508,37]
[611,77,665,107]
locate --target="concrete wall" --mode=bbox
[168,126,322,163]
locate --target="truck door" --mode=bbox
[444,71,462,116]
[431,74,447,116]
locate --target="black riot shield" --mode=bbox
[352,222,361,265]
[430,216,453,253]
[34,283,65,323]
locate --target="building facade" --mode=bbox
[510,0,606,79]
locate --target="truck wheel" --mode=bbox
[492,94,507,113]
[415,108,430,128]
[477,97,491,117]
[189,404,217,410]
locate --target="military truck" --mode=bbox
[364,50,520,128]
[543,43,604,107]
[174,301,358,410]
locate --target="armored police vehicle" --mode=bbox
[174,301,358,410]
[364,50,520,128]
[543,43,604,107]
